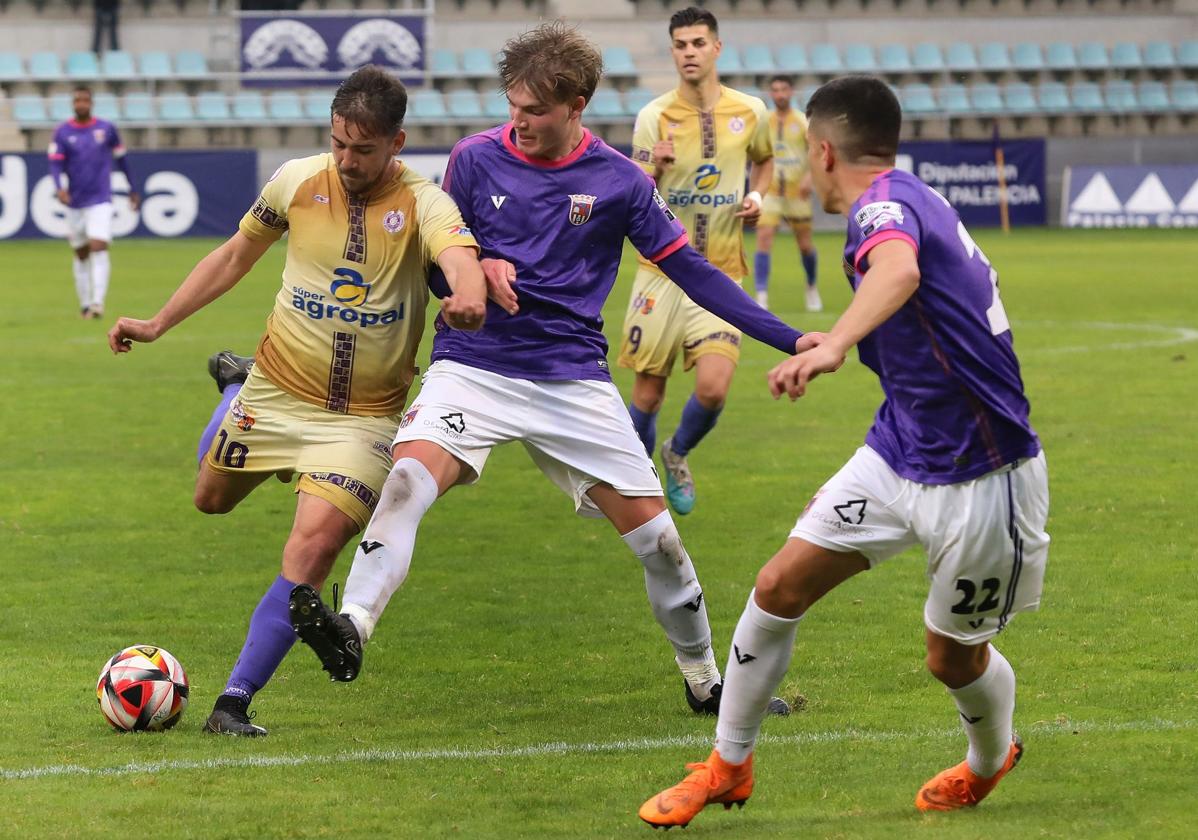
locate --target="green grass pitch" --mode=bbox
[1,228,1195,838]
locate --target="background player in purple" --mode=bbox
[290,22,823,718]
[49,85,140,319]
[640,76,1050,828]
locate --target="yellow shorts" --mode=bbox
[203,367,400,530]
[760,194,813,228]
[617,267,741,377]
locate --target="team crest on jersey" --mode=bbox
[230,399,256,432]
[568,194,597,226]
[728,116,745,134]
[382,209,406,234]
[399,403,421,429]
[632,292,655,315]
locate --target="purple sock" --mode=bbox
[754,252,771,295]
[197,384,241,465]
[670,394,722,457]
[628,403,658,457]
[223,575,299,702]
[801,251,819,287]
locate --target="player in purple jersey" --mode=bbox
[640,76,1049,828]
[289,22,823,719]
[49,85,140,319]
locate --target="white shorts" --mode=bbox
[393,360,663,517]
[791,445,1049,644]
[66,202,114,248]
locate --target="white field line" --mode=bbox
[3,717,1191,782]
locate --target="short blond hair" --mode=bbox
[498,20,603,105]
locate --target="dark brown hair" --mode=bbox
[331,65,408,137]
[806,75,901,164]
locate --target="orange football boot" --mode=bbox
[916,734,1023,812]
[639,750,754,829]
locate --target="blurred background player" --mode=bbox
[640,75,1048,828]
[289,22,817,718]
[752,75,822,313]
[618,7,774,517]
[49,85,140,319]
[106,66,486,736]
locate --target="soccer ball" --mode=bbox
[96,645,189,732]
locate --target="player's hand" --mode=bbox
[652,127,675,172]
[768,341,846,400]
[128,192,142,211]
[56,188,70,205]
[794,332,828,354]
[734,193,763,224]
[107,317,162,354]
[481,257,519,315]
[440,289,486,331]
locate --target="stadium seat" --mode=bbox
[588,88,624,119]
[66,51,100,80]
[139,51,173,78]
[1003,82,1038,114]
[911,43,945,73]
[945,42,979,72]
[1012,43,1045,73]
[460,48,494,77]
[304,90,331,121]
[482,92,509,121]
[741,44,775,75]
[1071,81,1106,112]
[879,44,913,74]
[1142,42,1175,70]
[969,83,1003,113]
[195,91,230,121]
[1076,42,1110,72]
[1110,42,1142,70]
[1103,79,1139,112]
[716,45,744,75]
[979,43,1013,73]
[267,91,304,121]
[49,95,73,121]
[1137,81,1170,111]
[623,86,655,115]
[900,83,937,114]
[0,52,24,82]
[93,92,121,120]
[1179,41,1198,71]
[603,46,637,78]
[775,44,808,74]
[446,89,483,119]
[101,50,137,80]
[408,89,448,121]
[1037,81,1072,112]
[232,92,267,121]
[28,52,63,80]
[810,44,843,74]
[158,93,195,122]
[1045,43,1078,73]
[174,51,209,78]
[796,84,819,110]
[842,44,876,74]
[123,91,154,121]
[937,84,972,114]
[429,48,458,77]
[1170,80,1198,111]
[11,94,48,123]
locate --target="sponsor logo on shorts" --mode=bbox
[683,331,741,351]
[806,509,877,539]
[399,403,420,429]
[440,412,466,434]
[632,292,655,315]
[833,498,868,524]
[230,399,255,432]
[308,472,380,510]
[372,440,392,456]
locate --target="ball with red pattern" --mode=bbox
[96,645,189,732]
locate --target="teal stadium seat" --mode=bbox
[1076,42,1110,72]
[460,48,494,78]
[969,83,1003,113]
[93,92,121,120]
[123,92,154,121]
[430,49,458,77]
[1142,42,1174,70]
[811,45,843,74]
[408,89,448,121]
[174,51,209,77]
[0,52,24,82]
[232,92,267,121]
[937,83,972,113]
[742,45,775,75]
[1178,41,1198,71]
[139,51,173,78]
[1003,82,1038,114]
[195,91,230,121]
[1012,43,1045,73]
[1071,82,1105,112]
[842,44,876,73]
[879,44,912,74]
[49,95,73,121]
[1170,80,1198,111]
[158,93,196,122]
[588,88,624,119]
[623,86,655,115]
[29,52,63,80]
[1110,43,1142,70]
[66,51,100,80]
[1103,80,1139,111]
[946,43,979,72]
[446,89,483,119]
[911,43,944,73]
[775,45,808,74]
[603,46,637,79]
[900,83,937,114]
[12,95,48,123]
[1045,43,1077,73]
[1037,81,1072,112]
[1137,81,1170,111]
[267,91,304,121]
[796,84,819,110]
[101,50,137,80]
[716,45,744,75]
[979,43,1013,73]
[482,92,509,121]
[304,91,331,121]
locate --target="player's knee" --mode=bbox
[193,487,236,515]
[925,642,987,688]
[754,563,806,616]
[89,240,108,252]
[692,382,727,410]
[283,532,342,580]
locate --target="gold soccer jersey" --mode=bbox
[631,87,773,280]
[239,154,476,416]
[770,108,811,202]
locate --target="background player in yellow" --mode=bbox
[619,6,774,516]
[752,75,822,313]
[105,66,487,737]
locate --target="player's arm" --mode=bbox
[434,245,487,331]
[107,231,273,354]
[110,126,140,210]
[735,156,773,222]
[768,238,920,399]
[48,132,69,205]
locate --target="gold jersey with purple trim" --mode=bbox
[631,86,773,279]
[770,108,811,201]
[239,153,477,417]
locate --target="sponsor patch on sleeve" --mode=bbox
[854,201,904,237]
[652,188,677,222]
[632,147,653,163]
[250,196,288,230]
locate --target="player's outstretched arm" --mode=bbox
[435,245,488,331]
[107,231,272,354]
[734,157,773,222]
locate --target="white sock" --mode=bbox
[715,590,801,764]
[341,457,440,641]
[623,510,718,689]
[947,645,1016,778]
[90,249,110,308]
[73,257,91,308]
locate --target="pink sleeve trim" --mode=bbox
[854,230,917,271]
[649,233,689,263]
[48,153,66,160]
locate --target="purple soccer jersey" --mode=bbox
[48,118,132,208]
[431,124,801,381]
[844,168,1040,485]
